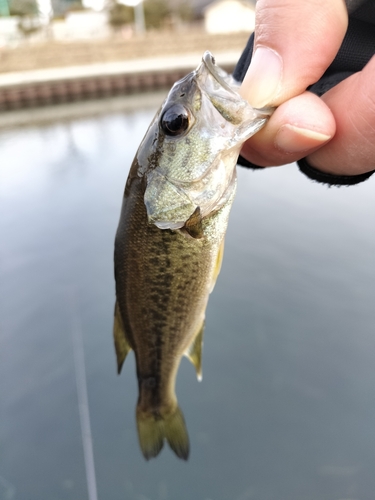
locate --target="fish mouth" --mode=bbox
[200,51,235,94]
[200,51,274,119]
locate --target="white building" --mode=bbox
[204,0,255,34]
[52,11,110,40]
[0,17,21,46]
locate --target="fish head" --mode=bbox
[137,51,273,230]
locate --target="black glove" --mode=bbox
[234,0,375,186]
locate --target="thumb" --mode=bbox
[306,55,375,175]
[240,0,348,108]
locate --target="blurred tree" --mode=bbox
[9,0,37,15]
[108,0,133,30]
[175,0,193,23]
[108,0,190,33]
[9,0,41,36]
[144,0,170,29]
[51,0,84,18]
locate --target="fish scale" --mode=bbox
[113,51,272,460]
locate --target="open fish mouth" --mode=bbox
[200,51,274,119]
[201,51,238,94]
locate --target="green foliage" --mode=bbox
[176,0,193,22]
[9,0,41,36]
[50,0,84,18]
[17,16,40,36]
[9,0,38,16]
[108,0,193,32]
[144,0,170,29]
[108,1,134,29]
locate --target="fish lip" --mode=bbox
[200,51,275,119]
[252,106,275,119]
[200,50,235,94]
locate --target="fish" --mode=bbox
[113,51,272,460]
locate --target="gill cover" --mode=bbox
[143,51,272,231]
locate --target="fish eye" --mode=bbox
[160,105,189,136]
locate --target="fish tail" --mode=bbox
[136,404,189,460]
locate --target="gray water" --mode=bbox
[1,98,375,500]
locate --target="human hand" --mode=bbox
[239,0,375,177]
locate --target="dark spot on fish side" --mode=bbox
[150,310,166,323]
[161,273,173,287]
[165,230,177,240]
[148,257,160,266]
[142,377,156,389]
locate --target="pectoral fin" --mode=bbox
[184,207,203,239]
[113,301,132,374]
[185,321,204,381]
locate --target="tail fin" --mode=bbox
[136,405,189,460]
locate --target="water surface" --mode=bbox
[1,98,375,500]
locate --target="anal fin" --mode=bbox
[210,239,225,293]
[113,300,132,374]
[185,321,204,381]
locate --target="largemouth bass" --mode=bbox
[114,52,271,460]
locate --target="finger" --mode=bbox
[240,91,335,166]
[306,56,375,175]
[240,0,348,108]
